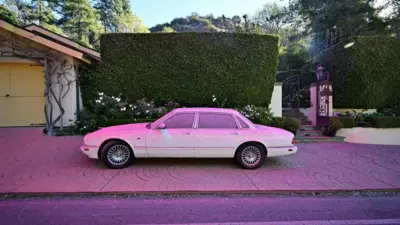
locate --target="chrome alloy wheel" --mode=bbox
[241,145,262,166]
[107,144,131,166]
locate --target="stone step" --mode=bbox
[301,120,312,125]
[296,129,324,137]
[295,136,345,143]
[298,125,321,131]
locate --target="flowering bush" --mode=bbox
[237,105,274,125]
[75,93,180,134]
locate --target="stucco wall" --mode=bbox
[336,128,400,145]
[47,55,78,127]
[269,83,282,117]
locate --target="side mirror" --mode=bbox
[157,122,166,129]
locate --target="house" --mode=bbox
[0,19,100,133]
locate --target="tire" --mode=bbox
[101,140,134,169]
[235,143,266,169]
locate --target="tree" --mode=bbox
[160,26,175,33]
[0,4,19,25]
[4,0,63,34]
[4,0,31,25]
[94,0,149,33]
[94,0,114,32]
[385,0,400,37]
[290,0,389,54]
[253,2,288,35]
[59,0,102,48]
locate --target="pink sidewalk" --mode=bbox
[0,127,400,194]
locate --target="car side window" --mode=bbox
[198,113,238,129]
[236,116,250,128]
[163,113,195,129]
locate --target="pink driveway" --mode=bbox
[0,127,400,194]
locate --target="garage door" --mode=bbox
[0,63,46,127]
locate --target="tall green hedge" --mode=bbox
[321,36,400,109]
[82,33,279,107]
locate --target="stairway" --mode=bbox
[283,108,344,143]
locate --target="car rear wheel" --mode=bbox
[101,140,134,169]
[235,143,266,169]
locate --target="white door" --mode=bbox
[194,113,245,158]
[146,112,195,157]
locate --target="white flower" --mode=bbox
[99,96,103,100]
[95,100,101,103]
[115,97,121,102]
[136,112,140,115]
[147,104,150,107]
[121,107,126,111]
[98,92,104,96]
[129,104,133,107]
[212,97,217,102]
[145,110,149,114]
[133,105,137,109]
[83,126,87,129]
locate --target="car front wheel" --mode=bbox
[235,143,266,169]
[101,140,134,169]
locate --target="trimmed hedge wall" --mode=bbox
[337,116,400,128]
[364,116,400,128]
[83,33,279,107]
[321,36,400,109]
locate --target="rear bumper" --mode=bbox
[267,145,297,157]
[80,145,99,159]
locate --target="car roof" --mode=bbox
[172,107,241,115]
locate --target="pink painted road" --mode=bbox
[0,127,400,194]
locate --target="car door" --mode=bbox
[193,112,245,158]
[146,112,195,157]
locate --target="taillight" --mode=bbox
[292,138,295,144]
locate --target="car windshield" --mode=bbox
[147,111,174,129]
[238,113,254,126]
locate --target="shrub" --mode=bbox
[283,117,301,135]
[270,117,286,128]
[336,117,356,128]
[237,105,274,125]
[320,36,400,109]
[83,32,280,108]
[323,117,344,136]
[364,116,400,128]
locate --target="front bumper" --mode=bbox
[80,145,99,159]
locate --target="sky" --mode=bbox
[131,0,290,28]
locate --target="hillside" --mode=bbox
[149,14,253,33]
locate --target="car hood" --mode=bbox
[97,122,149,133]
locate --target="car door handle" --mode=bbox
[232,132,239,135]
[184,132,191,135]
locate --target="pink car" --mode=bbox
[81,107,297,169]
